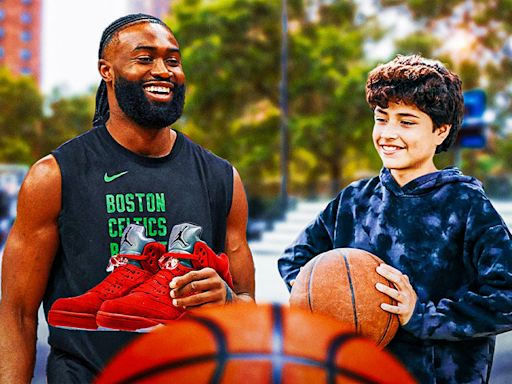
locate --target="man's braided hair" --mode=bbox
[93,13,172,125]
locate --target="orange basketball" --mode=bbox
[96,304,415,384]
[289,248,399,347]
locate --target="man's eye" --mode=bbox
[401,121,415,126]
[374,117,386,123]
[166,58,180,66]
[138,57,153,63]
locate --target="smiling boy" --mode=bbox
[278,55,512,383]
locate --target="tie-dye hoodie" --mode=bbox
[278,167,512,383]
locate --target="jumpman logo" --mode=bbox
[171,226,189,248]
[122,227,134,247]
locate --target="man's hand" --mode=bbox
[169,268,231,308]
[375,263,417,325]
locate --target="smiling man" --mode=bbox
[278,55,512,383]
[0,14,255,383]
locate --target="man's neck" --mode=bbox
[105,114,177,158]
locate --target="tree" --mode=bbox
[169,0,384,198]
[288,2,380,195]
[40,89,96,157]
[0,67,43,163]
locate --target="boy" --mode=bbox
[278,55,512,383]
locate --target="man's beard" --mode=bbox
[114,76,185,129]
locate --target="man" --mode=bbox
[0,14,255,383]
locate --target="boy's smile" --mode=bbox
[372,102,451,186]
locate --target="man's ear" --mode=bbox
[435,124,451,145]
[98,59,113,83]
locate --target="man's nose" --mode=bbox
[151,58,172,79]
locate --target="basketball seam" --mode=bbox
[307,254,323,312]
[326,333,383,384]
[271,304,284,384]
[341,251,358,333]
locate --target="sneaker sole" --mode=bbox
[48,310,98,330]
[96,310,186,331]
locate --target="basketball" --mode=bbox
[95,304,415,383]
[289,248,399,347]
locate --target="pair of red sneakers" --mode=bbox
[48,223,233,332]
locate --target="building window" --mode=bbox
[0,9,5,21]
[21,67,32,75]
[21,30,31,42]
[0,27,4,39]
[20,48,31,60]
[0,47,4,58]
[21,12,31,24]
[21,0,32,4]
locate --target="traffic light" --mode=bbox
[455,89,487,149]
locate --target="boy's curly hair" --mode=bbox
[366,55,464,153]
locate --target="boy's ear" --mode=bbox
[435,124,451,145]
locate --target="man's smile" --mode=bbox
[143,82,174,102]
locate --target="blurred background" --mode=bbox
[0,0,511,382]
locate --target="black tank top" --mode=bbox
[44,124,233,373]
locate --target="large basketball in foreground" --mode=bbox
[290,248,399,347]
[96,304,415,383]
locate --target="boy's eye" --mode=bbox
[374,117,386,123]
[401,120,415,126]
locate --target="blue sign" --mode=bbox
[458,89,487,149]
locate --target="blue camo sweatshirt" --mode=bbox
[278,167,512,383]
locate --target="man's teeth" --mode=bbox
[145,86,171,94]
[383,145,401,150]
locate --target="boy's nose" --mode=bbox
[381,125,399,139]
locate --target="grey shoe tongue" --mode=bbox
[167,223,203,267]
[120,224,154,267]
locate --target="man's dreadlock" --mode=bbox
[93,13,173,125]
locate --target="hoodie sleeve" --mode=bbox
[402,198,512,340]
[277,196,340,291]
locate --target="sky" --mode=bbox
[41,0,129,95]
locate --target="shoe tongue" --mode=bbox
[120,224,154,267]
[167,223,203,268]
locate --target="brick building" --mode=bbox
[0,0,41,83]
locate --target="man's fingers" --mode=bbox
[173,290,218,308]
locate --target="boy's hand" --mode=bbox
[375,263,417,325]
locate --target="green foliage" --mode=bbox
[394,32,439,57]
[169,0,381,197]
[0,67,43,164]
[168,0,282,196]
[41,91,96,156]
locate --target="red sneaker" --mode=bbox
[48,225,165,330]
[96,223,234,332]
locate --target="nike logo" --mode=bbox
[104,171,128,183]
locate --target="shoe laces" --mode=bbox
[106,253,150,273]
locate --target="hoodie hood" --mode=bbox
[380,167,482,197]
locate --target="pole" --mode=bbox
[279,0,289,215]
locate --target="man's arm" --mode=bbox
[0,155,61,383]
[221,167,255,303]
[169,167,255,306]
